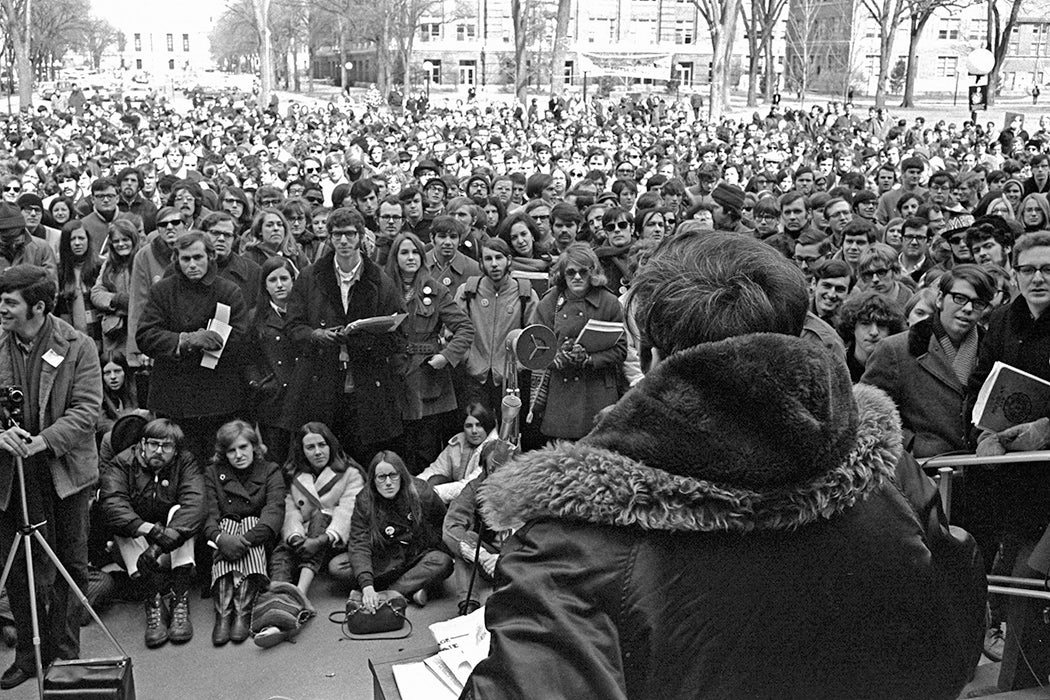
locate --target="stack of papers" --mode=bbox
[392,606,489,699]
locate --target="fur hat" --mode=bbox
[0,203,25,231]
[711,183,745,214]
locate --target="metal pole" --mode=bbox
[954,68,960,107]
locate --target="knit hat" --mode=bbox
[15,193,43,210]
[0,203,25,231]
[711,183,745,214]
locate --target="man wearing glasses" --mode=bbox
[899,216,935,283]
[99,418,204,650]
[0,204,57,284]
[81,178,127,259]
[127,207,186,367]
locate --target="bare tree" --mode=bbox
[253,0,274,108]
[986,0,1024,106]
[79,16,120,71]
[784,0,823,106]
[0,0,33,107]
[901,0,974,106]
[740,0,788,106]
[859,0,908,106]
[691,0,744,119]
[511,0,529,104]
[549,0,571,95]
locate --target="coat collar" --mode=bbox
[313,249,381,302]
[480,333,901,534]
[907,318,971,392]
[0,316,78,427]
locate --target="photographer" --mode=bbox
[0,264,102,690]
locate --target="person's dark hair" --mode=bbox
[481,236,513,259]
[57,221,100,304]
[463,402,496,435]
[779,190,809,211]
[482,196,507,232]
[285,421,357,481]
[349,178,378,202]
[611,178,639,196]
[174,230,215,258]
[550,202,581,226]
[212,419,267,468]
[811,259,855,289]
[836,291,906,344]
[936,263,995,301]
[929,170,956,188]
[398,186,423,204]
[199,211,235,232]
[326,207,365,235]
[902,216,929,236]
[496,212,543,257]
[841,219,878,243]
[99,349,135,419]
[965,219,1014,253]
[255,256,298,319]
[525,173,553,200]
[90,177,117,195]
[896,192,922,216]
[141,418,185,451]
[363,450,421,548]
[1031,153,1050,168]
[115,167,142,191]
[629,231,809,356]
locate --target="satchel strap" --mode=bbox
[329,599,413,641]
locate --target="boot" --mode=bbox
[168,565,194,644]
[230,576,261,643]
[144,593,168,648]
[211,574,235,647]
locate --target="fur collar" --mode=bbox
[480,333,902,533]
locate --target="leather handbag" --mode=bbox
[334,590,411,639]
[43,657,135,699]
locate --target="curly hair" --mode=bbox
[836,290,906,344]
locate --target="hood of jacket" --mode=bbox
[480,332,902,533]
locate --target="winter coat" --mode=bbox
[282,458,364,547]
[347,479,447,589]
[464,333,985,700]
[246,303,298,427]
[418,430,498,503]
[203,458,285,548]
[0,234,57,284]
[861,318,979,458]
[91,258,133,354]
[532,286,626,439]
[454,275,538,385]
[136,264,248,419]
[98,446,204,551]
[126,234,173,360]
[0,315,102,509]
[282,251,405,445]
[400,277,474,421]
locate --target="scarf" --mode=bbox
[933,315,979,385]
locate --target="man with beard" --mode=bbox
[549,203,582,256]
[0,204,56,283]
[710,183,748,233]
[967,220,1014,272]
[116,167,158,234]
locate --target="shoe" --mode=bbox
[253,625,300,649]
[0,663,33,690]
[230,578,259,644]
[211,576,235,647]
[412,589,428,607]
[984,625,1005,662]
[168,592,193,644]
[144,593,168,649]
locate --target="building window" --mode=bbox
[168,59,175,70]
[865,54,879,78]
[588,18,615,43]
[133,33,141,52]
[426,59,442,84]
[935,55,957,77]
[166,33,173,52]
[937,18,960,40]
[674,20,693,44]
[135,58,142,69]
[419,23,441,42]
[182,33,189,52]
[456,23,476,41]
[968,18,987,42]
[564,60,574,84]
[1010,27,1020,54]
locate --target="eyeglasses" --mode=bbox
[144,439,176,454]
[330,229,359,239]
[173,194,195,203]
[564,267,590,279]
[605,221,631,231]
[222,197,241,205]
[793,255,822,264]
[860,267,892,281]
[379,214,403,222]
[375,473,400,483]
[260,198,281,207]
[158,220,182,229]
[946,291,990,311]
[1016,264,1050,278]
[902,234,928,243]
[3,185,21,193]
[948,235,966,245]
[305,196,324,205]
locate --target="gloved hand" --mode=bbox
[181,329,224,352]
[216,533,247,561]
[566,343,589,367]
[300,536,328,557]
[111,292,130,311]
[146,524,181,551]
[137,544,163,576]
[976,431,1006,457]
[999,417,1050,452]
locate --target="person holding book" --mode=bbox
[385,231,475,473]
[529,243,627,441]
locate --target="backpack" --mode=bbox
[460,276,533,329]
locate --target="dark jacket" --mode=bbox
[215,253,261,313]
[202,458,285,548]
[99,446,204,550]
[862,318,979,457]
[465,333,985,700]
[282,251,405,444]
[246,303,298,427]
[136,264,248,418]
[347,479,447,590]
[118,194,158,234]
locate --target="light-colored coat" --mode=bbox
[282,463,364,547]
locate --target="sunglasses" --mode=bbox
[158,220,181,229]
[305,196,323,205]
[3,186,21,193]
[605,221,631,231]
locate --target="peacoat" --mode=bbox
[246,303,299,427]
[0,315,102,508]
[400,276,474,421]
[861,318,979,458]
[282,250,405,445]
[283,458,364,547]
[136,263,248,419]
[531,285,626,439]
[126,234,174,360]
[203,458,286,548]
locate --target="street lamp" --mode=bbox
[674,63,685,101]
[422,61,433,101]
[343,61,353,93]
[966,48,994,124]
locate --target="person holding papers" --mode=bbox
[137,231,248,462]
[530,243,626,440]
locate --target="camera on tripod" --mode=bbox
[0,385,24,428]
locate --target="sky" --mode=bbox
[89,0,222,32]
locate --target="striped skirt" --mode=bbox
[211,516,269,583]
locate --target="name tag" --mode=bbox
[42,350,63,368]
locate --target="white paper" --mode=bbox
[201,303,232,370]
[429,606,490,672]
[391,661,457,700]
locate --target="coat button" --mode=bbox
[277,360,282,365]
[375,381,381,387]
[275,335,281,341]
[298,500,305,506]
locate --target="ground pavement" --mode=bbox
[0,578,461,700]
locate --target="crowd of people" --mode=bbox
[0,82,1044,692]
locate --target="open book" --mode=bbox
[392,607,489,699]
[972,361,1050,433]
[575,319,625,353]
[344,312,407,334]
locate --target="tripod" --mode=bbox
[0,410,126,698]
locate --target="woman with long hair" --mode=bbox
[46,195,75,229]
[385,231,474,473]
[482,196,507,237]
[418,402,497,503]
[219,186,253,237]
[203,420,285,646]
[96,349,138,442]
[270,422,364,601]
[91,219,140,354]
[281,197,323,263]
[497,211,552,273]
[247,257,300,465]
[334,451,451,607]
[242,207,308,273]
[56,220,101,341]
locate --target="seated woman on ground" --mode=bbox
[417,403,498,504]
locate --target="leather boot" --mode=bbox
[168,565,194,644]
[230,576,260,643]
[144,593,168,648]
[211,574,235,646]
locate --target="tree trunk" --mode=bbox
[707,0,742,120]
[339,17,348,90]
[875,30,893,107]
[762,30,775,100]
[901,15,929,108]
[549,0,571,95]
[743,1,759,107]
[511,0,528,104]
[253,0,272,109]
